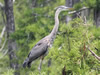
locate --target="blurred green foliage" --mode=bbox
[73,0,100,9]
[0,0,100,75]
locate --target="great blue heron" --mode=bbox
[23,6,71,71]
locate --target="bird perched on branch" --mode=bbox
[23,6,71,72]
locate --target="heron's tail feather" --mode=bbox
[23,58,29,68]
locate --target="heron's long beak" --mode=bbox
[65,7,73,11]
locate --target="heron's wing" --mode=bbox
[28,41,48,61]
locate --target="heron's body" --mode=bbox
[23,6,70,69]
[23,35,52,68]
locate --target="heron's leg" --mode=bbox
[38,56,44,73]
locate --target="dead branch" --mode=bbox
[68,7,89,24]
[68,7,89,14]
[0,26,6,39]
[0,36,7,51]
[0,2,6,45]
[0,2,4,8]
[13,0,15,3]
[0,26,6,45]
[76,13,87,24]
[86,46,100,61]
[0,49,8,59]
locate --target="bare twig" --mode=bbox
[86,46,100,61]
[0,4,6,45]
[76,13,86,24]
[0,49,8,59]
[0,36,7,51]
[0,2,4,8]
[68,7,89,24]
[0,26,6,39]
[0,26,6,45]
[13,0,15,3]
[0,2,6,45]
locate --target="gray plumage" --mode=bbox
[23,36,49,68]
[23,6,71,68]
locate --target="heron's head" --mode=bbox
[55,6,72,11]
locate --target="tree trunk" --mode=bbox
[80,8,90,23]
[94,9,100,27]
[65,0,80,23]
[4,0,20,75]
[65,0,80,52]
[62,66,66,75]
[65,0,73,23]
[47,58,52,75]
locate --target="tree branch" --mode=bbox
[0,36,7,51]
[86,46,100,61]
[68,7,89,14]
[0,2,6,45]
[0,2,4,8]
[0,49,8,59]
[0,26,6,38]
[13,0,15,3]
[0,26,6,45]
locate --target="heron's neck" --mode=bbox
[49,9,61,38]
